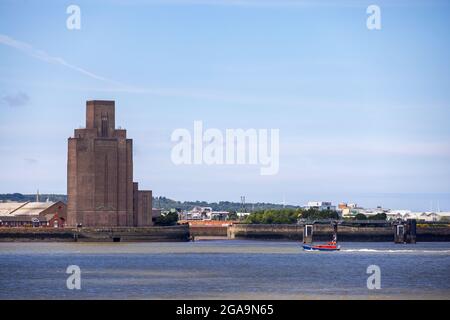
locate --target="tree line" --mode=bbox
[243,208,340,224]
[242,209,387,224]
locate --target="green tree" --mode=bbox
[371,212,387,220]
[244,209,301,224]
[300,209,339,220]
[227,211,239,221]
[355,213,367,220]
[154,211,179,226]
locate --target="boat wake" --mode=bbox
[342,248,450,254]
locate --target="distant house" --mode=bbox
[0,201,67,227]
[304,201,336,211]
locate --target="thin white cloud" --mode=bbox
[0,34,304,105]
[0,33,264,103]
[0,34,439,111]
[0,34,122,86]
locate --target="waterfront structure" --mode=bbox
[67,100,153,227]
[339,204,389,219]
[0,201,67,227]
[387,210,450,222]
[179,206,231,221]
[181,206,212,220]
[338,202,358,210]
[304,201,336,211]
[338,204,450,222]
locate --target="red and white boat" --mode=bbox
[302,241,340,251]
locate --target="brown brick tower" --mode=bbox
[67,100,152,227]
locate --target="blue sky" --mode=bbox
[0,0,449,210]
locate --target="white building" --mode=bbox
[386,210,450,222]
[181,207,230,220]
[304,201,336,211]
[209,211,229,220]
[342,208,382,218]
[237,212,251,218]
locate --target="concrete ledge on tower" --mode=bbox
[132,181,153,227]
[134,188,153,227]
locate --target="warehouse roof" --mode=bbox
[0,201,60,217]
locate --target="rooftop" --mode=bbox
[0,201,60,217]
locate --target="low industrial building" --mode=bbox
[0,201,67,227]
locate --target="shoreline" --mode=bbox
[1,223,450,242]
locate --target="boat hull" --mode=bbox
[302,244,340,251]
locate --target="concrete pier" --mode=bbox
[303,224,313,244]
[394,219,417,244]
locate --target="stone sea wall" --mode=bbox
[0,225,190,242]
[190,225,228,237]
[1,224,449,242]
[227,224,450,242]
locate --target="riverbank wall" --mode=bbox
[227,223,450,242]
[0,225,190,242]
[2,223,449,242]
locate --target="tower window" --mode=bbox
[101,114,108,137]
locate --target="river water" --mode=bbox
[0,241,449,299]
